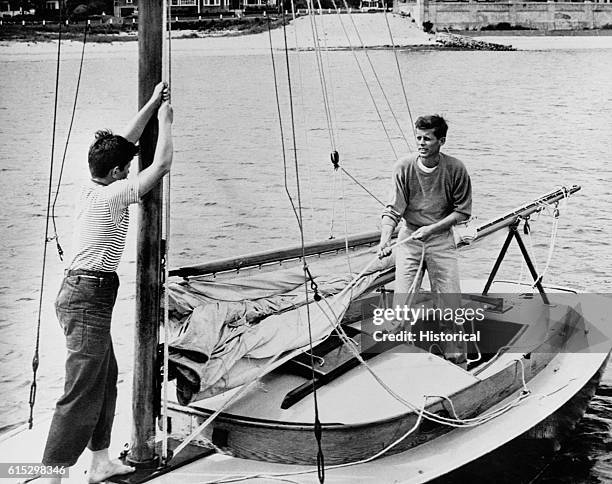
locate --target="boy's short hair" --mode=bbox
[88,130,139,178]
[414,114,448,140]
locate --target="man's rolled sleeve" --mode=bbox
[452,167,472,218]
[381,163,408,228]
[381,208,401,228]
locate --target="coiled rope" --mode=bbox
[517,188,570,290]
[532,187,569,288]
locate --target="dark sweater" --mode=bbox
[381,153,472,229]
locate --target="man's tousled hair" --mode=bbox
[415,114,448,140]
[88,129,139,178]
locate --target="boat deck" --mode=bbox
[190,347,479,424]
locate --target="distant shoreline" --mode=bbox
[0,16,289,43]
[2,28,611,44]
[2,13,612,57]
[458,28,612,37]
[1,18,611,44]
[0,10,609,45]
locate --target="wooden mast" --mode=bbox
[129,0,164,466]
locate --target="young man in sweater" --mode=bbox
[377,114,472,365]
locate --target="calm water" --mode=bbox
[1,36,611,482]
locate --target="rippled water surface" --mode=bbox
[1,36,611,482]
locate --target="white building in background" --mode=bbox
[114,0,277,18]
[0,0,33,16]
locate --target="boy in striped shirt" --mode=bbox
[41,82,173,484]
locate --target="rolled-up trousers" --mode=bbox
[42,270,119,467]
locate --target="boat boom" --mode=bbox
[170,185,580,279]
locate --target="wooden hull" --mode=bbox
[524,351,610,444]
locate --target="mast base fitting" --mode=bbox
[125,453,160,469]
[108,438,214,483]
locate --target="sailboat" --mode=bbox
[0,3,610,484]
[158,184,612,473]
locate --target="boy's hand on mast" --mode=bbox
[161,84,170,103]
[151,81,169,106]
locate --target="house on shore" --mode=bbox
[113,0,278,19]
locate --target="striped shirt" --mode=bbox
[68,178,140,272]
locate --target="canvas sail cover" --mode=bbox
[166,245,394,404]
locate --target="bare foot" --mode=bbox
[86,459,135,483]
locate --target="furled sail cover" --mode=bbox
[166,246,394,404]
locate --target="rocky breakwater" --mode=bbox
[436,32,516,50]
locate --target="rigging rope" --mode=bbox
[306,0,337,152]
[268,15,325,482]
[305,6,397,236]
[331,153,385,207]
[328,1,398,159]
[327,168,338,239]
[29,6,90,429]
[383,10,416,142]
[332,2,412,154]
[49,23,90,261]
[304,6,342,241]
[315,0,341,149]
[267,18,301,231]
[289,0,316,229]
[332,0,398,159]
[340,3,412,151]
[301,6,416,238]
[161,0,173,464]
